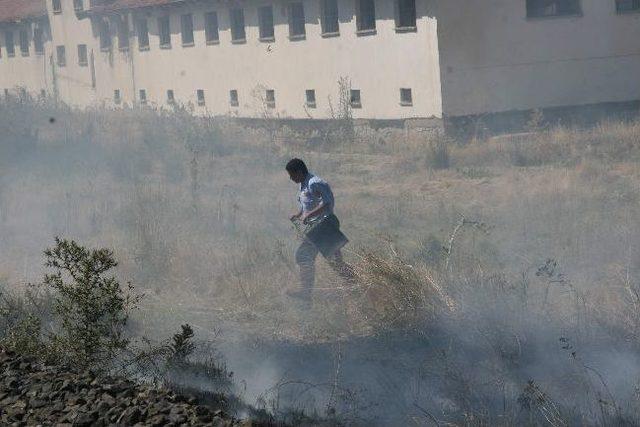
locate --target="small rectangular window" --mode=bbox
[230,8,246,42]
[167,89,175,104]
[230,90,239,107]
[288,2,306,39]
[258,6,275,41]
[52,0,62,14]
[265,89,275,108]
[56,45,66,66]
[321,0,339,35]
[158,16,171,48]
[181,14,194,46]
[400,88,412,106]
[19,29,29,56]
[99,20,111,51]
[305,90,316,108]
[136,18,149,50]
[117,16,129,50]
[4,89,9,98]
[350,89,361,108]
[139,89,147,104]
[5,31,15,57]
[197,89,205,106]
[204,12,219,44]
[34,28,44,54]
[616,0,640,12]
[356,0,376,32]
[114,89,121,104]
[73,0,83,11]
[526,0,581,18]
[77,44,88,66]
[396,0,416,30]
[40,89,46,98]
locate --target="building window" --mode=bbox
[52,0,62,14]
[230,8,246,42]
[136,18,149,50]
[181,14,194,46]
[204,12,219,44]
[5,31,15,57]
[265,89,275,108]
[117,16,129,50]
[230,90,239,106]
[305,90,316,108]
[40,89,46,98]
[99,20,111,51]
[258,6,275,41]
[56,45,66,66]
[158,16,171,48]
[350,89,361,108]
[114,89,121,104]
[77,44,88,66]
[197,89,205,106]
[4,89,9,98]
[400,88,412,106]
[19,29,29,56]
[167,89,175,104]
[321,0,339,35]
[34,28,44,54]
[288,2,306,39]
[139,89,147,104]
[526,0,581,18]
[396,0,416,30]
[616,0,640,12]
[356,0,376,33]
[73,0,83,12]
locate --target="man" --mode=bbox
[286,158,352,301]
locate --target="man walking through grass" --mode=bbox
[286,158,353,302]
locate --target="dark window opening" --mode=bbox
[230,90,239,106]
[400,88,413,106]
[526,0,581,18]
[265,89,275,108]
[19,29,29,56]
[114,89,121,104]
[288,2,306,38]
[117,16,129,50]
[136,18,149,50]
[167,89,175,104]
[181,14,194,46]
[77,44,88,66]
[321,0,339,34]
[99,20,111,50]
[139,89,147,104]
[396,0,416,29]
[205,12,219,44]
[56,45,65,66]
[158,16,171,47]
[258,6,275,40]
[5,31,15,57]
[52,0,62,14]
[350,89,361,108]
[230,8,246,42]
[73,0,83,12]
[616,0,640,12]
[197,89,206,106]
[34,28,44,54]
[306,89,316,108]
[356,0,376,32]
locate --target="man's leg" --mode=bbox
[293,239,319,300]
[326,249,356,285]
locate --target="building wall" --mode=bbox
[0,20,51,97]
[6,0,443,120]
[433,0,640,117]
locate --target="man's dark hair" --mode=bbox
[286,158,308,174]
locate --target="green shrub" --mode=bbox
[43,237,142,369]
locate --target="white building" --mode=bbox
[1,0,639,130]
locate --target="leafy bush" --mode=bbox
[43,237,142,369]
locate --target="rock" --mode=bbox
[116,407,141,425]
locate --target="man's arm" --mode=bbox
[290,208,303,222]
[301,180,334,223]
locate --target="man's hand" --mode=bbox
[290,212,302,222]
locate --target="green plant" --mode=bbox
[168,323,196,366]
[43,237,142,369]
